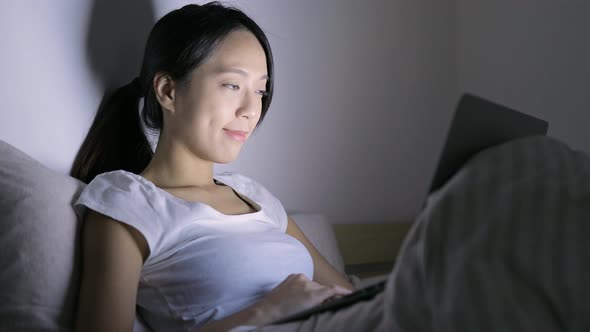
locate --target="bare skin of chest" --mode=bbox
[164,184,259,215]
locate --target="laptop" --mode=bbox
[270,93,549,325]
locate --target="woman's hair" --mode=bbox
[71,2,274,183]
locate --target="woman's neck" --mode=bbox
[140,141,216,189]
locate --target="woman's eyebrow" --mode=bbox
[216,67,268,80]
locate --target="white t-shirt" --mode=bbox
[74,170,314,331]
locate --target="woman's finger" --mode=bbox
[329,285,353,296]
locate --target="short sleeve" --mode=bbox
[73,171,165,259]
[215,172,289,232]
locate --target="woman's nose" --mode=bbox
[236,94,260,119]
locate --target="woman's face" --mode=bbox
[167,29,268,163]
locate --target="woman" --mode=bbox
[72,3,353,332]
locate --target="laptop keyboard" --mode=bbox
[270,280,387,325]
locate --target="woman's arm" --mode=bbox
[75,210,149,332]
[286,216,355,291]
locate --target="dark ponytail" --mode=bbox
[70,79,152,183]
[71,2,274,183]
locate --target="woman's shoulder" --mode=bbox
[92,169,143,182]
[76,170,159,213]
[87,170,152,192]
[214,171,267,195]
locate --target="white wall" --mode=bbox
[455,0,590,154]
[0,0,154,173]
[0,0,453,224]
[0,1,99,173]
[2,1,585,225]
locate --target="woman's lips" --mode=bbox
[223,129,248,143]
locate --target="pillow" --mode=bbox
[289,213,346,274]
[0,140,85,331]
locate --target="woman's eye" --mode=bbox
[256,90,268,97]
[223,83,239,91]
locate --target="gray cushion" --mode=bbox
[0,140,84,331]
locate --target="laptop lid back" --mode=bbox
[428,93,549,194]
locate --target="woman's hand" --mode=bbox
[196,274,352,331]
[254,273,353,324]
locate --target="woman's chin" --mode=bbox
[213,153,240,164]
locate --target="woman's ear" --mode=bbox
[153,72,176,113]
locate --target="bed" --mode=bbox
[3,135,589,331]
